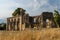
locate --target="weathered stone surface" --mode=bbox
[7,11,56,31]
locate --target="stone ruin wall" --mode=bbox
[6,12,57,31]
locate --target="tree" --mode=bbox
[12,8,26,16]
[0,23,6,30]
[54,10,60,27]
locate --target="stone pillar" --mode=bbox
[9,19,11,31]
[15,19,18,31]
[13,19,14,30]
[19,16,22,31]
[9,23,11,31]
[6,19,10,31]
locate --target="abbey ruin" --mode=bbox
[6,8,56,31]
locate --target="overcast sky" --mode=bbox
[0,0,60,19]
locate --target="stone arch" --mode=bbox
[41,12,55,28]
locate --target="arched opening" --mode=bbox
[46,19,50,28]
[34,18,36,23]
[46,19,49,23]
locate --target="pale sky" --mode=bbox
[0,0,60,19]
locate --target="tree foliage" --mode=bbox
[0,23,6,30]
[12,8,25,16]
[54,10,60,27]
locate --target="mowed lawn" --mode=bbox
[0,28,60,40]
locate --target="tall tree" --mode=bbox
[54,10,60,27]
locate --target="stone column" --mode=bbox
[6,19,10,31]
[15,19,18,31]
[8,23,10,31]
[19,16,22,31]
